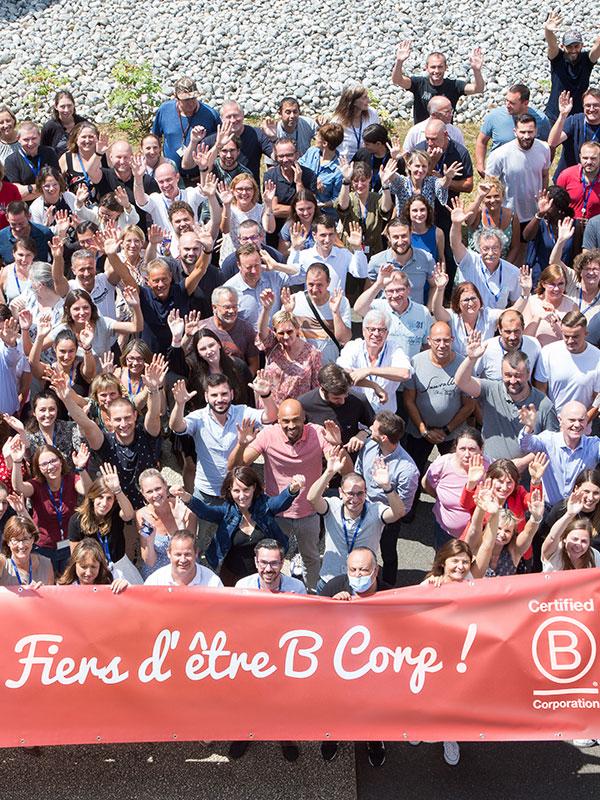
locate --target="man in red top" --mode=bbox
[557,140,600,220]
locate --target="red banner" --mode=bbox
[1,570,600,747]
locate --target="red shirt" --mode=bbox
[30,473,79,549]
[556,165,600,220]
[0,180,21,229]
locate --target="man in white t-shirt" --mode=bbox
[535,310,600,412]
[475,309,541,380]
[52,246,118,320]
[486,114,551,229]
[337,308,412,413]
[235,539,306,593]
[144,531,223,587]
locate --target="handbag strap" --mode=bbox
[303,290,341,351]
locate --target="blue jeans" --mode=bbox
[433,522,454,551]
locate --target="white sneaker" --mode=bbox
[573,739,597,747]
[443,741,460,765]
[290,554,304,578]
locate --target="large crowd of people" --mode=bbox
[0,13,599,767]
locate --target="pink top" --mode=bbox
[424,453,489,539]
[523,294,577,348]
[251,422,329,519]
[257,330,322,406]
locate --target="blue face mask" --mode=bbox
[348,572,374,593]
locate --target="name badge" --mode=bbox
[57,539,70,550]
[176,146,185,157]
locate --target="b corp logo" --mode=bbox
[531,616,597,684]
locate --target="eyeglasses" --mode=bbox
[257,560,282,569]
[39,458,60,468]
[239,234,261,243]
[9,536,34,544]
[365,326,387,334]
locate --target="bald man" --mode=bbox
[402,95,466,153]
[518,400,600,505]
[228,398,351,591]
[414,119,473,195]
[403,321,474,475]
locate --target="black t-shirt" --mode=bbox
[95,422,161,510]
[222,524,267,577]
[68,508,126,563]
[353,148,406,191]
[409,76,467,123]
[4,146,60,185]
[204,125,273,183]
[40,115,86,156]
[94,168,159,233]
[140,281,190,354]
[545,52,595,122]
[298,388,375,444]
[170,261,224,317]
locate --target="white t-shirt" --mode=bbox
[475,335,542,381]
[292,291,351,364]
[144,563,223,587]
[486,139,551,223]
[535,341,600,412]
[337,338,412,412]
[235,573,307,594]
[542,546,600,573]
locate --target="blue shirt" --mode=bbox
[554,113,600,179]
[152,99,220,169]
[223,271,290,327]
[517,429,600,506]
[356,439,420,512]
[367,248,435,305]
[298,146,343,205]
[0,342,20,414]
[0,222,52,265]
[481,106,551,149]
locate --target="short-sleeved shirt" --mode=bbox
[140,188,205,231]
[144,563,223,587]
[477,380,559,462]
[424,453,484,538]
[405,351,464,437]
[68,508,126,564]
[486,139,551,222]
[556,165,600,220]
[223,271,289,328]
[337,338,412,413]
[4,145,60,185]
[370,298,432,358]
[545,52,595,122]
[319,496,387,582]
[298,388,375,444]
[289,245,368,293]
[356,438,420,511]
[408,76,467,123]
[367,248,435,305]
[583,215,600,250]
[201,316,259,364]
[204,126,273,184]
[535,340,600,411]
[182,404,264,496]
[475,335,542,381]
[0,221,52,265]
[455,250,521,310]
[291,291,352,364]
[235,573,307,593]
[140,281,189,354]
[251,423,329,519]
[480,106,551,149]
[69,273,116,319]
[152,99,220,169]
[95,423,161,509]
[554,113,600,178]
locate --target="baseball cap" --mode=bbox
[563,31,583,46]
[174,77,198,100]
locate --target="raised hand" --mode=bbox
[75,183,90,207]
[259,288,275,310]
[131,153,146,179]
[202,171,218,197]
[380,157,399,187]
[190,125,206,145]
[329,286,344,315]
[556,216,574,243]
[260,249,279,272]
[9,435,26,463]
[248,368,272,398]
[7,492,28,516]
[432,262,449,289]
[217,181,233,206]
[376,262,396,286]
[544,10,563,31]
[172,379,197,407]
[289,221,308,251]
[323,419,342,446]
[280,286,296,313]
[78,321,94,350]
[36,311,54,338]
[49,235,64,260]
[372,456,392,490]
[519,265,532,296]
[326,445,346,474]
[17,308,33,332]
[122,285,140,308]
[476,479,500,515]
[567,486,586,516]
[54,210,71,238]
[396,39,411,62]
[72,442,90,470]
[236,417,259,446]
[443,161,463,181]
[466,330,486,360]
[97,131,110,155]
[144,353,168,392]
[388,136,403,161]
[193,143,212,171]
[289,474,307,494]
[215,120,235,149]
[537,189,554,216]
[450,197,468,224]
[47,368,69,401]
[261,117,277,139]
[114,185,130,209]
[95,229,120,256]
[528,452,549,483]
[0,317,19,348]
[558,90,573,117]
[147,224,166,246]
[467,453,485,486]
[339,155,354,182]
[169,485,192,503]
[184,309,202,339]
[263,179,276,205]
[347,221,363,250]
[518,403,537,431]
[167,309,185,342]
[527,487,545,523]
[469,47,484,71]
[99,351,115,374]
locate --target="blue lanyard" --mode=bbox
[128,374,143,397]
[10,556,32,586]
[351,119,364,149]
[479,258,503,303]
[578,286,600,315]
[257,576,281,592]
[47,479,65,538]
[342,505,368,553]
[542,219,556,246]
[13,266,21,294]
[370,154,388,189]
[77,153,91,188]
[583,122,600,144]
[162,190,183,212]
[97,532,111,563]
[19,146,41,177]
[581,170,599,218]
